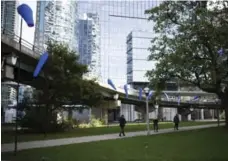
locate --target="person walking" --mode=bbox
[153,115,159,132]
[173,114,180,130]
[119,115,126,137]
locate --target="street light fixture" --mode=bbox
[1,52,20,156]
[113,94,119,100]
[1,53,18,69]
[144,87,150,135]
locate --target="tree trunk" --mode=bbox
[140,110,146,123]
[158,107,163,120]
[221,92,228,128]
[68,107,72,120]
[225,107,228,128]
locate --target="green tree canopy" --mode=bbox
[145,1,228,126]
[35,41,103,108]
[20,42,103,133]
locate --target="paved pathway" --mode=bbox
[1,124,223,153]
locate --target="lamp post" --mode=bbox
[15,3,34,155]
[13,55,20,156]
[1,53,19,155]
[13,18,22,157]
[144,87,150,135]
[215,98,220,127]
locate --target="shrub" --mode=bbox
[19,106,75,133]
[78,123,91,128]
[77,116,105,128]
[89,115,104,127]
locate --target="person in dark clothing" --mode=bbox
[153,116,159,132]
[173,114,180,130]
[119,115,126,137]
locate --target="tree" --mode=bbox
[39,41,103,107]
[20,42,103,133]
[145,1,228,127]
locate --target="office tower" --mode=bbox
[77,1,160,122]
[79,13,101,80]
[18,85,33,103]
[1,83,17,107]
[1,1,19,36]
[34,1,78,52]
[77,1,159,86]
[126,30,156,89]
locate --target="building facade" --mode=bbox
[126,30,156,89]
[18,85,34,103]
[76,1,160,121]
[1,1,19,36]
[1,84,17,107]
[79,13,101,80]
[34,1,78,52]
[77,1,159,86]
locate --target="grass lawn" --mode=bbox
[2,127,228,161]
[1,121,219,143]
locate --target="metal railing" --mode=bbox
[1,27,44,56]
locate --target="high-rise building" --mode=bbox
[79,13,101,80]
[1,83,17,108]
[34,1,78,52]
[77,1,159,86]
[18,85,34,103]
[76,1,160,122]
[1,1,19,36]
[126,30,156,89]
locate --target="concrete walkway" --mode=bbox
[1,124,223,153]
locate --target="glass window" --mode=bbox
[132,48,151,60]
[133,60,155,71]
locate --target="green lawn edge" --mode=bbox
[1,121,221,144]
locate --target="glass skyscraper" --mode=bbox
[126,30,156,89]
[77,1,160,86]
[1,1,19,37]
[34,1,78,52]
[79,13,101,80]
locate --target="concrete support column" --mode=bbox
[201,109,204,120]
[132,105,135,121]
[140,109,146,123]
[89,108,92,123]
[188,114,191,121]
[144,112,147,123]
[210,109,215,120]
[120,105,123,116]
[102,108,108,125]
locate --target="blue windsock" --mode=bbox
[139,88,143,100]
[33,52,49,77]
[177,95,181,105]
[218,48,224,56]
[148,90,153,99]
[17,4,34,27]
[193,96,199,101]
[107,79,116,90]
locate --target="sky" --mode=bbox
[17,0,37,44]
